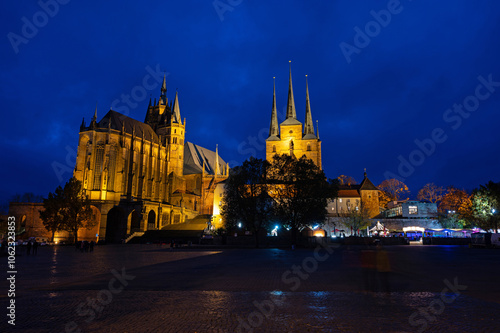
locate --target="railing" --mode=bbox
[124,231,145,243]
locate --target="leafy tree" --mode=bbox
[39,186,65,242]
[40,177,96,243]
[337,175,357,186]
[377,179,410,207]
[417,183,445,203]
[472,181,500,232]
[338,203,371,235]
[268,154,338,245]
[63,177,95,243]
[221,157,274,247]
[438,187,473,228]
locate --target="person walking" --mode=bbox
[32,240,38,255]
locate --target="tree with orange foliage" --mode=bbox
[377,179,410,208]
[438,187,473,228]
[337,175,357,186]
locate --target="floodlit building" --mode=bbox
[265,62,322,169]
[377,200,440,230]
[70,76,228,242]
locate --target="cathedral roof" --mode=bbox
[97,110,159,143]
[184,142,227,175]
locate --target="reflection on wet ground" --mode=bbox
[4,244,500,332]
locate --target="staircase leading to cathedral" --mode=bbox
[127,214,211,244]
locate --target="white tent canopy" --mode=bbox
[369,221,385,232]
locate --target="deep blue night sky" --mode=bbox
[1,0,500,209]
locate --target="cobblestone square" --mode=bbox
[2,244,499,332]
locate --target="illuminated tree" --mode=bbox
[438,187,473,228]
[268,154,338,245]
[417,183,445,203]
[472,181,500,232]
[221,157,274,247]
[40,177,95,243]
[337,175,357,186]
[39,186,66,242]
[338,203,371,235]
[377,179,410,206]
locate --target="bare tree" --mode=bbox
[417,183,445,203]
[337,175,357,186]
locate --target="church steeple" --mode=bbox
[286,61,297,120]
[303,75,315,137]
[215,144,220,176]
[90,103,98,129]
[160,74,167,105]
[172,90,181,124]
[268,77,279,138]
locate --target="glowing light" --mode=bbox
[238,223,242,228]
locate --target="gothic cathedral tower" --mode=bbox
[265,62,322,168]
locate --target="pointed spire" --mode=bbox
[90,103,98,129]
[269,77,279,137]
[160,74,167,104]
[215,144,219,176]
[161,74,167,93]
[80,117,86,131]
[286,61,296,120]
[172,90,181,123]
[93,102,97,121]
[364,168,367,178]
[304,75,315,136]
[148,97,152,107]
[316,120,320,140]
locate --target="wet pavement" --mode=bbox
[2,244,499,332]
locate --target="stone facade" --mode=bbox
[7,202,99,243]
[71,76,227,242]
[266,64,322,168]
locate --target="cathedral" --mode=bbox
[73,76,228,242]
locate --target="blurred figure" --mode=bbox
[32,240,38,255]
[376,243,391,293]
[360,249,376,292]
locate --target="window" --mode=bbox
[93,146,104,190]
[409,206,418,215]
[273,145,276,153]
[307,143,311,151]
[339,198,342,203]
[107,147,117,191]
